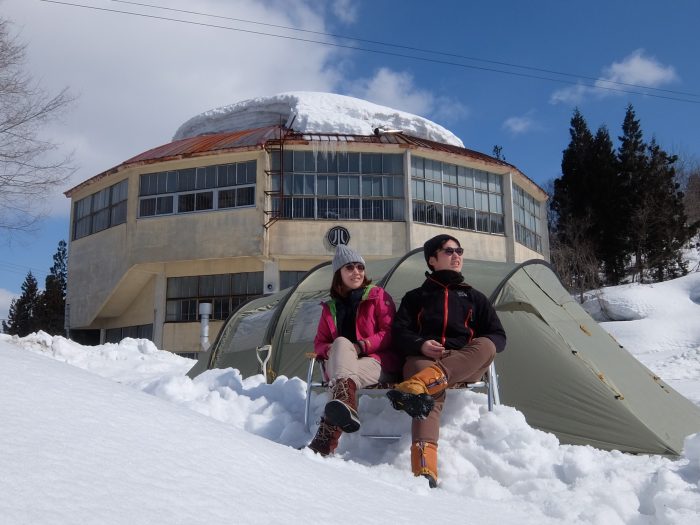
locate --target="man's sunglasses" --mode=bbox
[343,263,366,272]
[439,247,464,256]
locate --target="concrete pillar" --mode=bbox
[152,269,166,349]
[503,172,516,263]
[404,149,414,252]
[540,198,551,261]
[263,259,280,295]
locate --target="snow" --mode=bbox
[581,271,700,408]
[2,272,700,524]
[172,91,465,148]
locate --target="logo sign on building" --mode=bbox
[327,226,350,247]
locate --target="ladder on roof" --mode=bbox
[263,122,293,230]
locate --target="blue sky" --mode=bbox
[2,0,700,319]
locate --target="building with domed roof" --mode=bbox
[64,92,548,355]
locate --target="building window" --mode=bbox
[411,156,504,235]
[73,179,128,240]
[105,324,153,343]
[280,270,307,290]
[513,185,543,253]
[165,272,264,322]
[138,160,256,217]
[270,151,404,222]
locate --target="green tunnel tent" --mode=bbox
[187,249,700,455]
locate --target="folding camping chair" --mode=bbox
[303,354,500,435]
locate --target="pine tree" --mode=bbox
[551,104,697,288]
[553,109,595,234]
[618,105,649,281]
[2,271,40,336]
[686,172,700,229]
[643,140,693,281]
[36,240,67,335]
[589,126,628,284]
[550,109,600,292]
[50,240,67,295]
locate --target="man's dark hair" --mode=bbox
[423,234,461,271]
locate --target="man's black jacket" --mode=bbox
[392,270,507,356]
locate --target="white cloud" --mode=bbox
[349,68,434,115]
[597,49,678,89]
[550,49,679,105]
[503,112,539,135]
[549,84,589,105]
[0,289,18,325]
[330,0,359,24]
[348,67,468,124]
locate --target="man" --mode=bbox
[388,234,506,487]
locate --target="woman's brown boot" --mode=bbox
[324,378,360,433]
[307,417,342,456]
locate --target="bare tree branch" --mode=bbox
[0,17,76,235]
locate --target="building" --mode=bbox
[64,93,548,355]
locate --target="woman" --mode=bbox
[308,244,400,456]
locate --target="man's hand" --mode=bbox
[420,339,445,359]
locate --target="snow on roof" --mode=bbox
[173,92,465,148]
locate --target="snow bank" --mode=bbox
[172,91,465,147]
[581,272,700,408]
[4,271,700,524]
[3,328,700,524]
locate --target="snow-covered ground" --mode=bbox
[173,91,465,147]
[2,272,700,524]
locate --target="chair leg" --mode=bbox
[304,357,317,433]
[486,361,500,411]
[304,381,313,432]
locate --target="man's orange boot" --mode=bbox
[386,364,448,418]
[411,440,438,488]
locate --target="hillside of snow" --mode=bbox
[582,272,700,407]
[3,270,700,524]
[172,91,465,147]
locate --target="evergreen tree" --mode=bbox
[551,104,696,289]
[37,240,67,335]
[2,271,40,336]
[643,140,693,281]
[550,109,600,290]
[552,109,595,235]
[589,125,628,284]
[618,105,649,280]
[50,240,68,295]
[686,171,700,229]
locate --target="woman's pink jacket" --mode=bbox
[313,285,401,374]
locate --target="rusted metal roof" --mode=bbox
[126,126,283,164]
[65,125,545,198]
[64,126,283,197]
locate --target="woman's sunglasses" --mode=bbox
[343,263,366,272]
[439,247,464,256]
